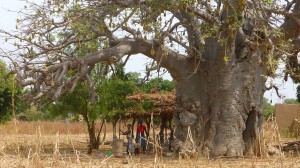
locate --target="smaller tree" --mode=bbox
[0,88,12,122]
[97,77,136,140]
[284,98,300,104]
[140,77,175,93]
[42,81,106,148]
[61,82,107,149]
[0,60,28,122]
[262,98,275,120]
[0,61,12,122]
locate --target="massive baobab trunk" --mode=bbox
[172,38,267,157]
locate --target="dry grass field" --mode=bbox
[0,120,299,168]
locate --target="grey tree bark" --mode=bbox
[172,38,267,157]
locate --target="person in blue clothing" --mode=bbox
[120,124,134,154]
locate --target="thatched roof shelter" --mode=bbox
[126,90,175,119]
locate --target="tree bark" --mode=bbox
[101,119,107,145]
[169,119,174,151]
[159,115,167,146]
[112,119,118,140]
[131,117,136,140]
[96,119,105,145]
[83,113,99,149]
[172,38,267,157]
[145,117,151,139]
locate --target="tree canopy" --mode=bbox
[0,60,27,122]
[262,97,275,120]
[0,61,12,120]
[0,0,298,102]
[284,98,300,104]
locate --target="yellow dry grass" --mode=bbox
[0,121,299,167]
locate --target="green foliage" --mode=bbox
[97,77,136,119]
[0,61,17,122]
[41,101,66,120]
[64,83,90,114]
[263,97,274,120]
[40,82,91,121]
[263,0,272,6]
[0,88,12,122]
[0,60,30,122]
[126,72,142,84]
[142,98,155,111]
[43,64,137,121]
[140,77,175,93]
[284,98,300,104]
[24,106,52,121]
[0,60,13,91]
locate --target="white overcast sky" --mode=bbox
[0,0,298,104]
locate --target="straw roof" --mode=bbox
[126,90,175,118]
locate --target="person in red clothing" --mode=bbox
[136,120,147,153]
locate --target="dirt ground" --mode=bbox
[0,121,300,167]
[1,134,300,168]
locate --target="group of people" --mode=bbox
[120,121,147,155]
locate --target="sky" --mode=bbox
[0,0,298,104]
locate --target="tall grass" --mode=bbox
[0,121,87,134]
[0,120,298,167]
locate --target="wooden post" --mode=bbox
[151,112,155,155]
[101,119,107,145]
[118,116,121,139]
[11,75,17,134]
[11,75,15,119]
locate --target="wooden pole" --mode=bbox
[118,116,121,139]
[11,75,15,119]
[151,112,155,155]
[11,75,18,134]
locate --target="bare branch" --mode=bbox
[187,6,219,24]
[265,85,282,98]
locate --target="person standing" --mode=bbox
[136,120,147,153]
[120,124,134,155]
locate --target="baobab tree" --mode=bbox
[1,0,300,157]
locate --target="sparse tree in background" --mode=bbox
[1,0,300,157]
[62,82,100,147]
[42,63,136,148]
[140,77,175,93]
[262,97,274,120]
[284,98,300,104]
[0,61,13,122]
[96,76,136,140]
[0,60,29,122]
[0,88,12,122]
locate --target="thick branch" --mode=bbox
[10,37,184,102]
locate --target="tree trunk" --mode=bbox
[88,120,99,149]
[112,119,118,140]
[159,115,167,146]
[96,119,105,145]
[172,38,267,157]
[112,117,120,141]
[131,117,136,138]
[83,113,99,149]
[145,117,151,139]
[169,119,174,151]
[101,119,107,145]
